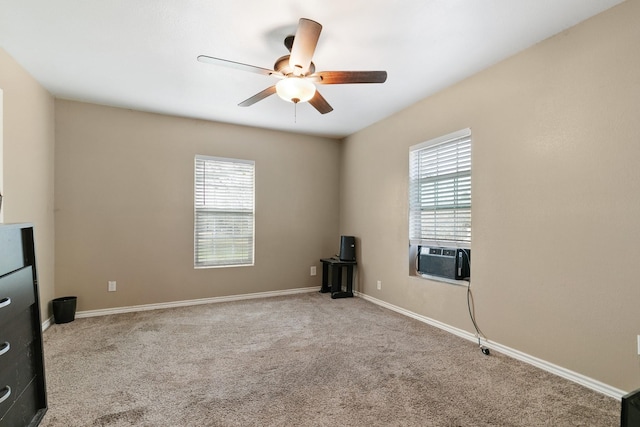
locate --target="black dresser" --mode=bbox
[0,224,47,426]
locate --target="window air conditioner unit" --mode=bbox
[417,246,470,280]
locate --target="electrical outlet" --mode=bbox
[377,280,382,290]
[310,266,316,276]
[108,281,117,292]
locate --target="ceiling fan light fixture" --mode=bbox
[276,77,316,103]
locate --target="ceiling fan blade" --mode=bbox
[289,18,322,76]
[308,90,333,114]
[313,71,387,84]
[284,35,294,52]
[238,86,277,107]
[197,55,280,77]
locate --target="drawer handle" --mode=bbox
[0,297,10,309]
[0,386,10,404]
[0,342,9,356]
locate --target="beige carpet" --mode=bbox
[39,293,619,426]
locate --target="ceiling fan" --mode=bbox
[197,18,387,114]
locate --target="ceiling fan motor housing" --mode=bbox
[274,55,315,76]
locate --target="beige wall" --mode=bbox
[340,0,640,392]
[54,100,340,310]
[0,48,56,322]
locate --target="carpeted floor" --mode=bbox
[39,293,619,426]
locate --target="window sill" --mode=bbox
[194,263,254,269]
[415,273,469,287]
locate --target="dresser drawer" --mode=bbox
[0,343,36,419]
[0,307,36,369]
[0,378,40,427]
[0,267,35,327]
[0,228,24,277]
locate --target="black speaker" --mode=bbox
[339,236,356,261]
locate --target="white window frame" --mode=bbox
[409,128,472,249]
[194,155,255,268]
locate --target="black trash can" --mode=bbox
[52,296,77,324]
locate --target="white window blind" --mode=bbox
[409,129,472,246]
[194,155,255,268]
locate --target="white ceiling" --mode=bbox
[0,0,625,139]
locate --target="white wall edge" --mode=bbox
[0,88,3,224]
[72,286,320,319]
[355,291,627,400]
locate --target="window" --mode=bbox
[409,129,471,247]
[194,155,255,268]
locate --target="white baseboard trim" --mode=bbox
[74,286,321,319]
[41,316,53,332]
[355,291,626,400]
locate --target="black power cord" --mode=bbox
[462,249,490,356]
[416,246,490,356]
